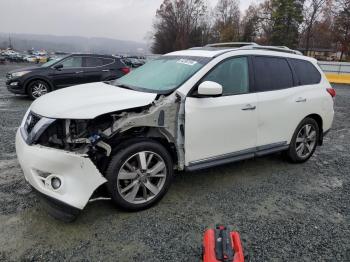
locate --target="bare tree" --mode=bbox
[333,0,350,60]
[212,0,241,42]
[152,0,208,53]
[240,4,260,42]
[301,0,327,52]
[255,0,274,44]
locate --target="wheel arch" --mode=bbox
[24,77,54,95]
[108,127,179,169]
[304,113,323,145]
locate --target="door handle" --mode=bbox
[102,69,110,72]
[296,97,307,102]
[241,104,256,111]
[75,71,84,74]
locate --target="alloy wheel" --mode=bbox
[31,82,48,98]
[117,151,167,204]
[295,124,317,158]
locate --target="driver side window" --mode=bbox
[58,56,83,69]
[202,57,249,96]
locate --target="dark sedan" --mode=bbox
[6,54,130,99]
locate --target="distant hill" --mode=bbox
[0,33,150,55]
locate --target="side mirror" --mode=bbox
[197,81,223,96]
[53,64,63,70]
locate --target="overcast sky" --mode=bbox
[0,0,260,43]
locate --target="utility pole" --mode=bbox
[8,34,13,50]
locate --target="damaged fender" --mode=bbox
[102,93,186,170]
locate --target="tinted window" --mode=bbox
[84,57,104,67]
[290,59,321,85]
[59,56,82,68]
[102,58,114,65]
[254,57,293,91]
[202,57,249,95]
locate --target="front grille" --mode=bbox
[26,112,41,134]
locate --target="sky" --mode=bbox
[0,0,260,43]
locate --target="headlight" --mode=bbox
[12,71,31,77]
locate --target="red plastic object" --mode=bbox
[203,226,244,262]
[326,87,336,98]
[120,67,130,74]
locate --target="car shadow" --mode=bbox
[79,152,291,222]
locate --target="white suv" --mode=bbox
[16,44,335,221]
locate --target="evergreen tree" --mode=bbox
[270,0,304,48]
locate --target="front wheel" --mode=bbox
[106,140,173,211]
[286,118,319,163]
[28,80,50,100]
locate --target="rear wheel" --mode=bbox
[286,117,319,163]
[106,140,173,210]
[28,80,50,99]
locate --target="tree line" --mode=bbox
[152,0,350,61]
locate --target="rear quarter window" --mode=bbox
[289,59,321,85]
[253,56,294,92]
[101,58,114,66]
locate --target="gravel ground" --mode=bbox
[0,63,349,262]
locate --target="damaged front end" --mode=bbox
[16,92,185,217]
[31,92,185,174]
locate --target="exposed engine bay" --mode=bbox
[34,93,185,173]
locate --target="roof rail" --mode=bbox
[242,45,302,55]
[189,42,303,55]
[206,42,258,48]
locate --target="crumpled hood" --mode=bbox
[30,82,157,119]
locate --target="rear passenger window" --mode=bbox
[84,57,104,67]
[101,58,114,65]
[289,59,321,85]
[202,57,249,95]
[253,57,293,92]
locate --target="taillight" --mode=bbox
[326,87,336,98]
[120,67,130,74]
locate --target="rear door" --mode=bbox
[81,56,106,83]
[185,56,258,165]
[50,56,83,88]
[253,56,306,147]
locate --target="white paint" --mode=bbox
[30,82,157,119]
[15,130,107,209]
[185,93,258,163]
[16,47,335,212]
[197,81,223,95]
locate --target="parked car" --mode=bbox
[123,57,145,68]
[5,54,24,62]
[23,55,38,62]
[16,44,335,221]
[0,55,5,64]
[6,54,130,99]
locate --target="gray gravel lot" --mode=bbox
[0,63,349,261]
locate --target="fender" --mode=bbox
[24,76,55,93]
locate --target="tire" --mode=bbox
[27,80,50,100]
[286,117,320,163]
[106,139,173,211]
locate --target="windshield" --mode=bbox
[114,56,211,93]
[41,56,65,67]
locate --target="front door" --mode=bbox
[50,56,84,88]
[185,56,258,165]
